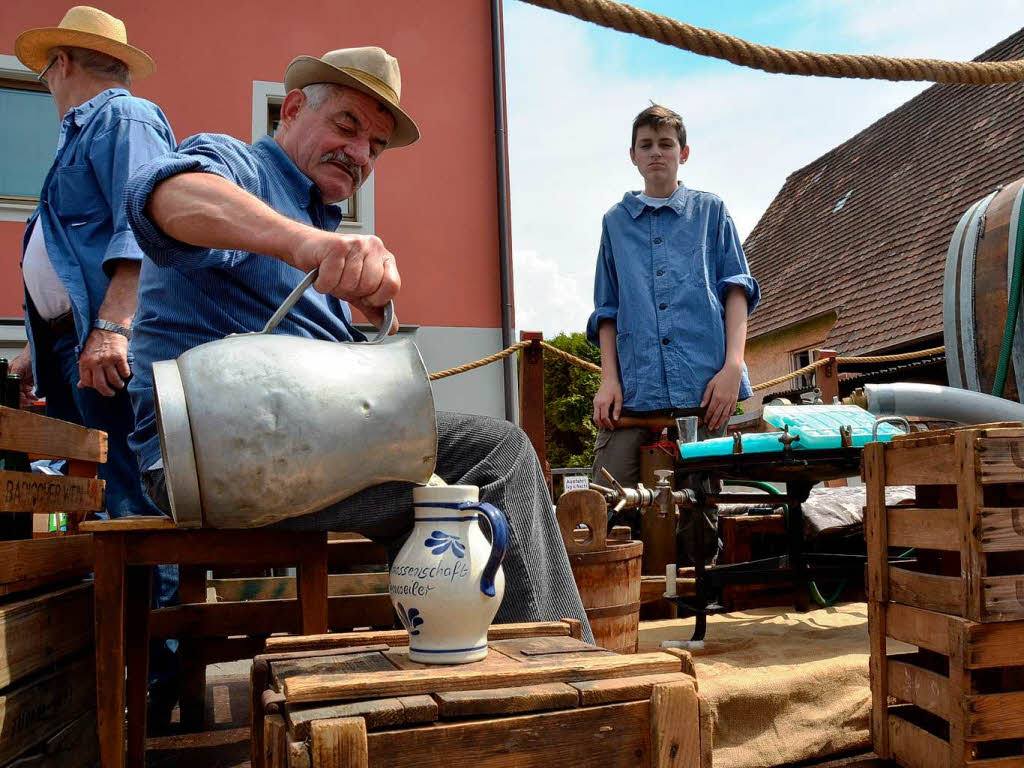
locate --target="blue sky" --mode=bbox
[504,0,1023,336]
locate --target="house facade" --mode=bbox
[0,0,514,418]
[743,28,1024,410]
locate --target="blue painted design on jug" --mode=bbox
[396,602,425,636]
[424,530,465,558]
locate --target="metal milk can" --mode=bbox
[389,485,508,664]
[152,270,438,528]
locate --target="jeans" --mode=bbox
[44,331,178,687]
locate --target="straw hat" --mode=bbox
[285,47,419,149]
[15,6,154,79]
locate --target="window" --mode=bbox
[791,349,815,389]
[253,81,372,233]
[0,56,58,221]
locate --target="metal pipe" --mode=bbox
[865,382,1024,424]
[490,0,516,421]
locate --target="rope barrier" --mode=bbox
[427,339,946,391]
[518,0,1024,85]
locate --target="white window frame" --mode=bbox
[0,54,48,223]
[251,80,375,236]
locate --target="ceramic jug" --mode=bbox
[390,485,508,663]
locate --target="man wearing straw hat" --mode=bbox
[10,7,175,523]
[123,48,592,641]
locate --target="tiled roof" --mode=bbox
[744,28,1024,355]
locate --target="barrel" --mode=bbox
[944,177,1024,402]
[556,489,643,653]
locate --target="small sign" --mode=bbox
[563,475,590,493]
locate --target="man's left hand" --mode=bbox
[700,361,742,432]
[78,328,131,397]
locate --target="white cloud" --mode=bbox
[505,1,1023,337]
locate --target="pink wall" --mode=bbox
[1,0,508,328]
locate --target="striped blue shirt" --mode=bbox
[124,134,364,471]
[586,185,760,411]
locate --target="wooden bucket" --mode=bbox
[944,177,1024,401]
[556,490,643,654]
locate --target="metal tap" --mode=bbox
[590,468,695,513]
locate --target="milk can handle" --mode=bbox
[261,268,395,344]
[459,501,508,597]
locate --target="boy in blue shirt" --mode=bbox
[587,104,760,563]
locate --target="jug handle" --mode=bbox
[261,268,395,344]
[458,501,508,598]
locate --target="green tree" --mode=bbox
[542,332,601,468]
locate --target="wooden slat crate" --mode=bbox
[252,620,711,768]
[863,424,1024,623]
[869,600,1024,768]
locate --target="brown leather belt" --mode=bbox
[46,311,76,337]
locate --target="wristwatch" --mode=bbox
[93,319,133,340]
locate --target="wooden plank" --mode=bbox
[661,648,697,682]
[92,532,126,768]
[0,405,106,462]
[328,538,388,567]
[982,576,1024,621]
[80,517,177,531]
[978,508,1024,552]
[650,680,700,768]
[887,656,953,720]
[868,600,890,759]
[884,602,954,655]
[884,442,956,486]
[889,567,964,615]
[488,635,608,660]
[287,698,427,741]
[208,572,390,601]
[0,654,96,765]
[964,757,1024,767]
[385,645,522,672]
[0,534,92,592]
[570,672,693,706]
[264,713,287,768]
[284,652,683,704]
[958,431,985,622]
[263,621,571,653]
[312,717,368,768]
[397,695,438,723]
[966,691,1024,741]
[0,470,103,513]
[965,620,1024,668]
[298,536,329,635]
[888,713,951,768]
[434,683,579,717]
[886,507,960,550]
[977,437,1024,484]
[147,593,394,638]
[864,443,889,602]
[641,575,696,603]
[0,583,92,689]
[272,652,395,690]
[6,711,98,768]
[366,700,651,767]
[698,693,713,768]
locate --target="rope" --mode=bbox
[519,0,1024,85]
[426,339,946,391]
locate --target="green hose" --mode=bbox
[992,197,1024,397]
[726,480,784,499]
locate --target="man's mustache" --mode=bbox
[319,152,362,186]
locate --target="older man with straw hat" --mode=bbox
[11,4,178,729]
[123,46,591,643]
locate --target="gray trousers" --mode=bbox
[592,422,724,565]
[146,412,593,642]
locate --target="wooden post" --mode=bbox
[812,349,839,404]
[517,331,552,494]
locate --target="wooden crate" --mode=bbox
[252,620,711,768]
[863,424,1024,623]
[869,600,1024,768]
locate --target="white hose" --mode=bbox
[865,383,1024,424]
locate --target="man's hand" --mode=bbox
[78,328,131,397]
[292,231,401,333]
[700,361,742,432]
[593,378,623,430]
[8,344,35,407]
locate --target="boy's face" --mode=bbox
[630,124,689,187]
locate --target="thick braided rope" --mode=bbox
[428,340,531,380]
[751,358,830,393]
[519,0,1024,85]
[835,346,946,364]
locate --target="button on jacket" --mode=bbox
[23,87,175,395]
[124,134,365,472]
[586,185,760,411]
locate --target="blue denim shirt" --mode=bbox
[22,88,175,396]
[586,185,760,411]
[124,134,364,472]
